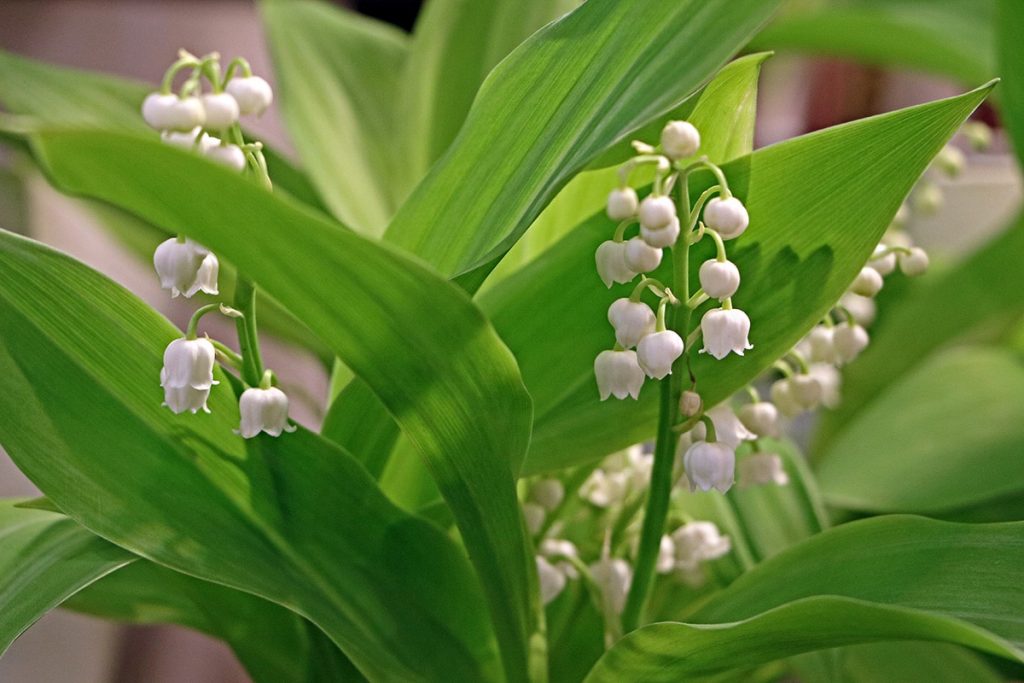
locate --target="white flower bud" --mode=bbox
[160,337,217,414]
[237,386,295,438]
[963,121,993,151]
[606,187,639,220]
[840,292,876,327]
[738,453,789,488]
[770,378,803,417]
[899,247,929,276]
[689,404,755,449]
[608,298,656,348]
[142,93,205,132]
[738,401,779,438]
[679,390,702,417]
[589,558,632,614]
[161,127,203,150]
[200,92,240,130]
[594,349,645,400]
[623,236,663,273]
[869,244,897,276]
[671,521,731,568]
[638,195,677,231]
[703,196,749,240]
[934,145,965,177]
[153,238,219,298]
[698,259,740,299]
[595,240,637,288]
[657,535,676,574]
[808,363,842,408]
[536,556,566,605]
[850,266,883,297]
[580,469,629,507]
[807,325,838,364]
[530,479,565,512]
[539,538,578,562]
[700,307,753,360]
[637,330,684,379]
[640,216,680,248]
[914,183,943,214]
[522,502,545,535]
[683,441,735,493]
[660,120,701,159]
[225,75,274,116]
[205,143,247,172]
[790,374,822,409]
[832,322,869,363]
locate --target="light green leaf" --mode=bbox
[261,0,408,235]
[384,0,781,289]
[0,230,503,681]
[752,0,994,86]
[480,83,993,474]
[817,347,1024,513]
[834,642,1003,683]
[27,132,537,683]
[997,0,1024,162]
[0,501,134,656]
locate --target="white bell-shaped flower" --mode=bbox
[608,298,656,348]
[595,240,637,288]
[522,502,545,535]
[656,535,676,574]
[200,92,240,130]
[160,337,218,414]
[934,144,966,177]
[205,143,247,172]
[606,187,639,220]
[536,556,567,605]
[699,259,740,299]
[899,247,930,276]
[850,266,883,297]
[141,93,205,132]
[914,183,944,214]
[638,195,677,231]
[683,440,735,493]
[833,322,870,363]
[594,349,645,400]
[237,386,296,438]
[679,389,702,417]
[530,479,565,512]
[153,238,219,298]
[539,539,579,579]
[790,374,822,409]
[700,307,753,359]
[161,127,205,150]
[671,521,731,569]
[687,404,755,449]
[738,453,789,488]
[738,401,779,438]
[869,244,897,276]
[807,325,839,364]
[624,236,663,273]
[225,75,274,115]
[660,120,701,159]
[807,363,842,408]
[579,468,628,508]
[769,378,803,417]
[840,292,877,326]
[640,216,680,248]
[590,558,632,615]
[637,330,684,379]
[703,196,749,240]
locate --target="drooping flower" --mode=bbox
[671,521,731,569]
[640,216,681,248]
[153,238,219,298]
[769,378,803,417]
[607,298,656,349]
[237,386,296,438]
[200,92,240,130]
[807,363,842,409]
[522,502,546,535]
[530,479,565,512]
[594,350,645,400]
[656,535,677,574]
[683,440,735,493]
[703,196,749,240]
[789,373,822,409]
[899,247,930,276]
[698,259,741,299]
[660,120,701,159]
[606,187,639,220]
[226,75,274,115]
[738,401,780,438]
[840,292,877,326]
[205,143,247,172]
[637,330,684,379]
[590,558,633,614]
[623,236,663,273]
[850,266,884,297]
[869,244,897,276]
[537,556,567,605]
[700,307,753,359]
[142,93,205,132]
[160,337,217,414]
[638,195,677,231]
[595,240,637,288]
[738,453,790,488]
[806,325,839,364]
[833,322,870,363]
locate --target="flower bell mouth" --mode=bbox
[237,386,297,439]
[153,238,219,299]
[160,337,218,414]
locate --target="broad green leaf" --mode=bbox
[587,516,1024,680]
[817,347,1024,513]
[812,216,1024,454]
[27,133,538,683]
[384,0,781,289]
[835,642,1003,683]
[0,231,503,681]
[752,0,994,86]
[398,0,577,185]
[0,500,134,656]
[483,83,993,474]
[997,0,1024,163]
[67,560,365,683]
[261,0,408,235]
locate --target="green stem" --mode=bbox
[210,339,243,368]
[223,56,253,82]
[707,228,728,262]
[233,277,264,387]
[621,175,693,632]
[185,303,222,339]
[688,185,721,232]
[629,277,667,302]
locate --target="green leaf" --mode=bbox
[26,133,538,682]
[481,83,993,474]
[0,230,503,681]
[817,347,1024,513]
[997,0,1024,162]
[586,516,1024,680]
[835,642,1004,683]
[384,0,782,288]
[261,0,408,235]
[751,0,994,86]
[0,500,134,656]
[397,0,578,185]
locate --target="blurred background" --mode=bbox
[0,0,1019,680]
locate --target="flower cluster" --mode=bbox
[147,51,293,440]
[594,120,753,403]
